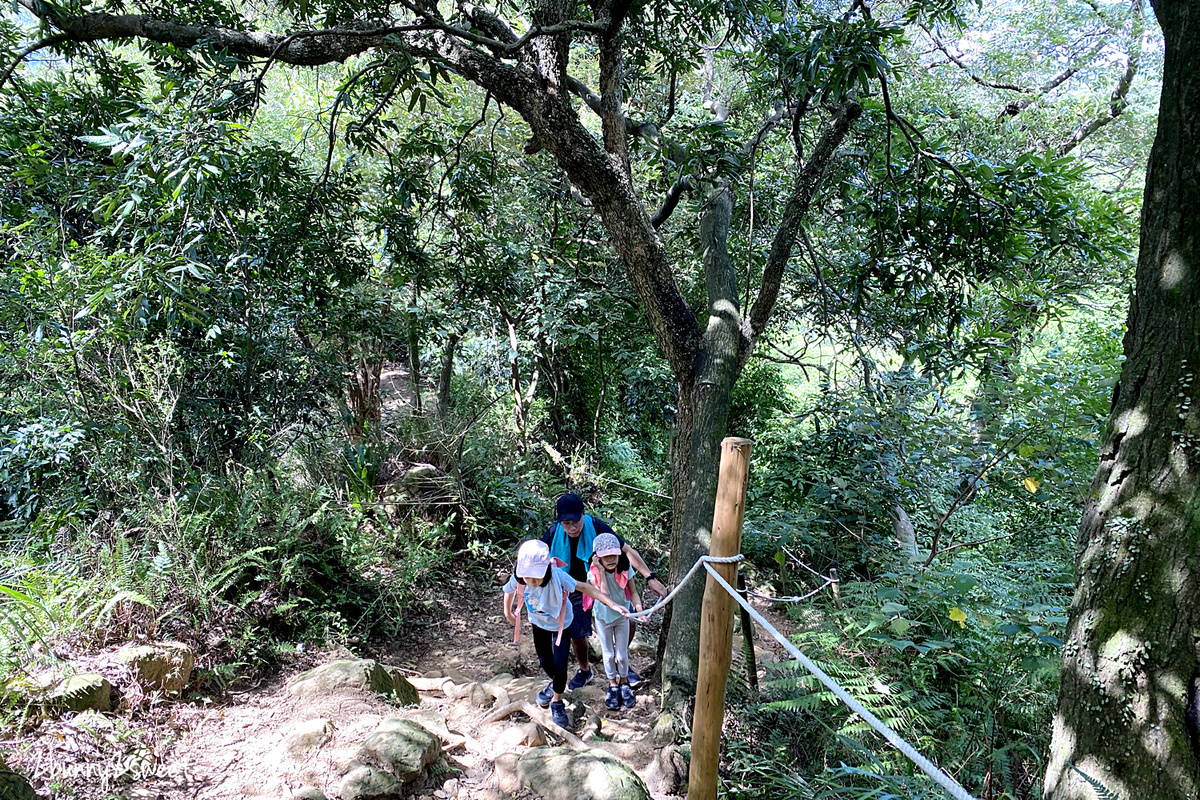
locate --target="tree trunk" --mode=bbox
[501,309,528,442]
[1045,4,1200,797]
[436,329,459,421]
[408,283,422,415]
[663,188,742,695]
[892,503,918,560]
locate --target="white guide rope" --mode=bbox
[626,553,745,623]
[702,562,980,800]
[747,579,837,604]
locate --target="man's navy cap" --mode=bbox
[556,493,585,522]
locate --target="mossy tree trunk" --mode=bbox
[1044,3,1200,797]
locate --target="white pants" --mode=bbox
[596,616,630,681]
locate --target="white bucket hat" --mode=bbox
[515,540,552,578]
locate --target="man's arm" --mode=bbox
[622,544,668,597]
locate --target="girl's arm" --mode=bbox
[629,581,643,613]
[576,580,628,615]
[503,591,517,625]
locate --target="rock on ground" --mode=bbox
[287,660,418,705]
[47,673,112,712]
[280,718,335,756]
[638,744,688,796]
[355,718,440,782]
[495,747,652,800]
[291,787,327,800]
[338,762,403,799]
[493,722,546,750]
[116,641,194,695]
[0,755,36,800]
[6,668,112,714]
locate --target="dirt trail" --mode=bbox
[9,572,799,800]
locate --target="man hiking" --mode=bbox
[539,493,668,695]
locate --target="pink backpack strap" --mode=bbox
[582,563,599,611]
[512,588,526,643]
[554,585,568,645]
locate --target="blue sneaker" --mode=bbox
[605,686,621,710]
[550,700,570,729]
[626,668,643,687]
[620,683,636,708]
[567,669,593,691]
[536,681,554,708]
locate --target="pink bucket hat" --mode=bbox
[593,533,622,558]
[515,540,552,578]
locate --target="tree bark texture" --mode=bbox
[1045,4,1200,798]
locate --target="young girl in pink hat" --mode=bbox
[502,539,628,729]
[585,533,642,709]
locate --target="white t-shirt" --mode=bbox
[504,567,577,631]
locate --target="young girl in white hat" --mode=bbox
[502,539,629,729]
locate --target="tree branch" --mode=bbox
[650,175,693,229]
[921,26,1031,94]
[0,33,71,92]
[597,28,629,171]
[1056,0,1145,155]
[740,101,862,370]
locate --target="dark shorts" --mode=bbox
[566,592,592,640]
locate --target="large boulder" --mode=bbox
[0,755,36,800]
[338,763,403,799]
[7,669,111,713]
[287,660,418,705]
[355,718,440,782]
[116,642,194,695]
[46,673,112,712]
[504,747,651,800]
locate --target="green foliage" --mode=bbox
[0,417,86,522]
[723,557,1066,798]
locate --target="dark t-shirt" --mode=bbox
[541,517,624,583]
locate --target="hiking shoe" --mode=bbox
[567,669,593,691]
[605,686,621,710]
[620,683,636,708]
[550,700,570,729]
[536,681,554,708]
[626,668,643,687]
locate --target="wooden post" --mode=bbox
[689,437,752,800]
[737,571,759,694]
[829,568,842,609]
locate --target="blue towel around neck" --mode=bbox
[549,513,597,566]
